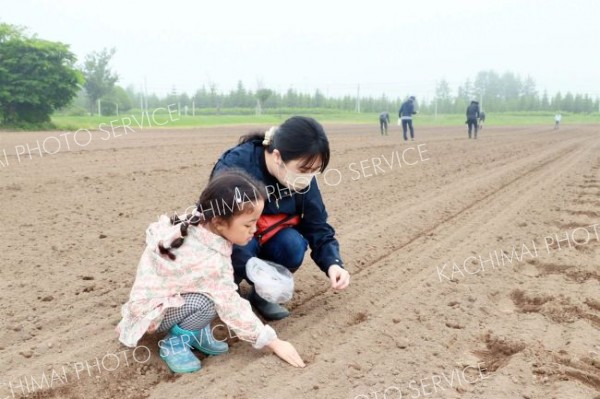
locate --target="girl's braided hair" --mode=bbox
[158,169,266,260]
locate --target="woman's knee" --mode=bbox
[262,228,307,269]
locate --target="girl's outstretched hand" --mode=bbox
[266,339,306,368]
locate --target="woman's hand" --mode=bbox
[266,338,305,368]
[327,265,350,290]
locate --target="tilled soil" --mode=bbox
[0,122,598,399]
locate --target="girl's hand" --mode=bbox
[266,339,305,368]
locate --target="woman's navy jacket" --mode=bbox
[211,138,344,274]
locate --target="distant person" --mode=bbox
[466,100,480,139]
[398,96,417,141]
[554,113,562,129]
[478,110,486,130]
[379,112,390,135]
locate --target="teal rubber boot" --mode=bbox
[159,324,202,373]
[248,287,290,320]
[190,325,229,356]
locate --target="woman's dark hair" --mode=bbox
[158,169,266,260]
[239,116,330,172]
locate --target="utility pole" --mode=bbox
[480,89,484,111]
[144,77,149,114]
[356,84,361,113]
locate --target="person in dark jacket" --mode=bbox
[379,111,390,135]
[465,100,480,139]
[398,96,417,141]
[210,116,350,320]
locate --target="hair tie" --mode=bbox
[189,208,204,224]
[262,126,277,146]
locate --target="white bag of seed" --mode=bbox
[246,257,294,303]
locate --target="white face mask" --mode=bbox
[281,162,317,192]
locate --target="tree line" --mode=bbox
[87,71,598,116]
[102,76,597,116]
[427,72,599,114]
[1,22,598,126]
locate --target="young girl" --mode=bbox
[116,170,305,373]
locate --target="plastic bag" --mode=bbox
[246,258,294,303]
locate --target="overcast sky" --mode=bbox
[3,0,599,100]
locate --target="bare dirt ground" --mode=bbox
[1,122,599,399]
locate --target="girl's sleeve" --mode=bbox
[203,258,277,349]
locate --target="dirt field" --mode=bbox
[1,122,599,399]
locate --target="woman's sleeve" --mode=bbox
[296,182,345,274]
